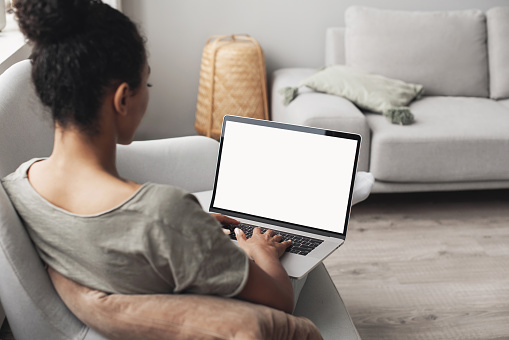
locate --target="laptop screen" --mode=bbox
[210,116,360,238]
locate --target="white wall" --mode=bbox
[122,0,508,140]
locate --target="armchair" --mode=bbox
[0,60,364,339]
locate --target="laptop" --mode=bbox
[209,115,361,279]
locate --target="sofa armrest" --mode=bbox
[271,68,371,171]
[116,136,219,193]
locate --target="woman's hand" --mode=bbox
[209,213,240,235]
[235,227,291,259]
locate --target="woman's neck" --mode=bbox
[49,124,120,178]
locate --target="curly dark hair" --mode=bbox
[14,0,147,135]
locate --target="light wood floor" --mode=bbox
[324,189,509,340]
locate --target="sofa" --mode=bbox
[271,6,509,193]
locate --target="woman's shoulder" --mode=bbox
[2,158,45,182]
[129,183,203,217]
[137,183,190,203]
[129,183,217,236]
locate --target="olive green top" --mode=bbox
[2,159,249,296]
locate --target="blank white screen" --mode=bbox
[213,121,357,234]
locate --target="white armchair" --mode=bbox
[0,60,364,339]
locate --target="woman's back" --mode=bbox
[2,159,249,296]
[27,158,140,215]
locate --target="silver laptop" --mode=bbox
[209,115,361,278]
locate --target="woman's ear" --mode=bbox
[113,82,130,116]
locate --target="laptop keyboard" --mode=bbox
[223,223,324,256]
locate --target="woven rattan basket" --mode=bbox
[195,34,269,140]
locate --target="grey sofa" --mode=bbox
[271,6,509,193]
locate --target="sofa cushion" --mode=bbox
[487,7,509,99]
[345,6,489,97]
[366,97,509,182]
[498,99,509,110]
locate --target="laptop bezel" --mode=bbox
[209,115,361,240]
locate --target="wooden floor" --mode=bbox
[1,189,508,340]
[324,189,509,340]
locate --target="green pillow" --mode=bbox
[279,66,424,125]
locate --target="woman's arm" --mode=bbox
[210,213,293,312]
[234,227,294,314]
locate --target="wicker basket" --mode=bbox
[195,34,269,140]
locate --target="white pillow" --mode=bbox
[345,6,489,97]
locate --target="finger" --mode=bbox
[222,228,231,235]
[276,240,292,258]
[265,229,275,236]
[279,240,292,250]
[235,228,247,242]
[252,227,262,235]
[273,234,283,242]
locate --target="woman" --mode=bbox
[2,0,294,313]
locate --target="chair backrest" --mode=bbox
[0,60,219,192]
[0,183,93,340]
[116,136,219,193]
[0,60,54,178]
[0,61,108,340]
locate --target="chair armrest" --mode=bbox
[294,264,360,340]
[352,171,374,205]
[116,136,219,193]
[270,68,371,171]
